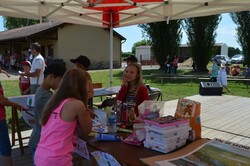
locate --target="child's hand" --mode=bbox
[13,103,27,110]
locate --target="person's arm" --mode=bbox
[129,85,149,117]
[85,72,94,99]
[23,87,30,95]
[0,69,10,77]
[88,79,94,98]
[76,105,92,136]
[18,77,23,94]
[20,68,41,78]
[116,85,128,103]
[63,100,92,135]
[0,95,25,110]
[135,86,149,112]
[20,59,43,78]
[236,68,241,73]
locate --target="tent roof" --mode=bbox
[0,0,250,28]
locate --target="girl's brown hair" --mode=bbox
[40,68,88,125]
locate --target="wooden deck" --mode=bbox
[10,95,250,165]
[163,94,250,146]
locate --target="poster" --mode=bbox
[155,138,250,166]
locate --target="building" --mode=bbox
[135,45,157,65]
[135,43,228,64]
[0,22,125,69]
[179,43,228,62]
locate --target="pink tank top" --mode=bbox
[35,98,77,166]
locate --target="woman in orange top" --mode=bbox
[231,64,241,76]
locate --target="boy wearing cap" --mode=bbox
[19,61,31,95]
[28,63,66,163]
[70,55,94,103]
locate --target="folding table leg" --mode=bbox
[12,107,24,155]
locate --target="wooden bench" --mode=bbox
[143,73,166,83]
[158,76,198,85]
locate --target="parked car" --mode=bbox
[212,55,231,65]
[231,54,244,64]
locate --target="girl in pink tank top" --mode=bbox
[35,69,93,166]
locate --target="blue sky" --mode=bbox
[0,13,240,52]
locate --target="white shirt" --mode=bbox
[30,54,45,85]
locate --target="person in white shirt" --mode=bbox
[218,61,231,93]
[20,42,45,94]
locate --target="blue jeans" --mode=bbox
[0,120,11,156]
[30,148,36,166]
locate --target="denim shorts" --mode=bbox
[0,120,11,156]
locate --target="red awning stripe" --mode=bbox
[83,0,164,27]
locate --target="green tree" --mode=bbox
[131,40,148,54]
[139,20,182,69]
[228,47,241,57]
[184,15,221,72]
[3,17,39,30]
[122,52,134,60]
[230,11,250,66]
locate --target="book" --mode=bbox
[144,140,187,154]
[154,138,250,166]
[144,118,188,129]
[145,133,189,145]
[145,125,190,138]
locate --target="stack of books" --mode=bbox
[143,116,190,153]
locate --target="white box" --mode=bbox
[144,119,189,130]
[145,133,189,145]
[145,125,190,138]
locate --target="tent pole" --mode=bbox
[110,13,113,87]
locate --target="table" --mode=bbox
[94,87,118,97]
[84,108,162,165]
[94,86,160,97]
[86,134,162,165]
[8,95,34,155]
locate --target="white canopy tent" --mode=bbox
[1,0,250,85]
[1,0,250,27]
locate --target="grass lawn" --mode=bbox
[3,67,250,130]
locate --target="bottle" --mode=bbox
[108,110,117,133]
[129,107,135,123]
[116,100,122,125]
[105,106,112,125]
[121,102,128,123]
